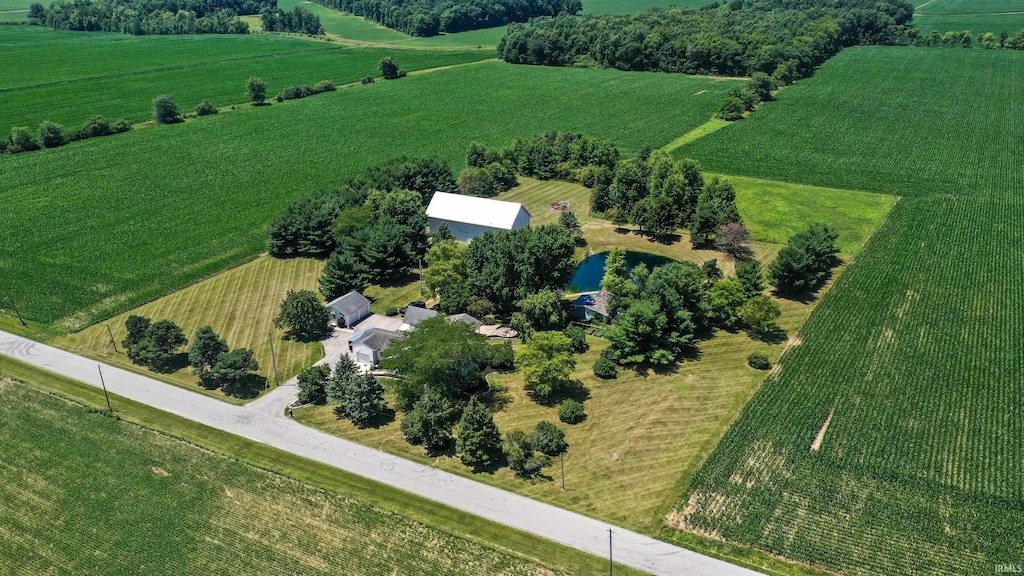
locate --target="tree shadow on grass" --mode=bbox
[477,380,513,413]
[748,325,788,345]
[467,450,508,475]
[534,379,590,407]
[150,352,189,374]
[771,257,843,304]
[334,405,396,429]
[374,270,419,289]
[223,374,267,400]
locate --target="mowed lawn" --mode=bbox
[0,381,558,576]
[57,257,325,404]
[276,0,508,47]
[0,26,491,128]
[0,61,742,328]
[296,176,892,533]
[673,47,1024,576]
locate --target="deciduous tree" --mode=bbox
[152,94,180,124]
[296,363,330,405]
[401,390,458,450]
[189,325,229,384]
[274,289,328,342]
[514,331,576,401]
[246,77,266,104]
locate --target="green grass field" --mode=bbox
[916,0,1024,14]
[0,378,570,575]
[276,0,507,47]
[673,46,1024,576]
[0,61,742,329]
[912,13,1024,33]
[0,26,491,129]
[56,256,325,404]
[582,0,710,14]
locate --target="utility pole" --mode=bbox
[560,453,565,491]
[268,332,279,388]
[106,324,119,353]
[6,294,27,327]
[97,365,112,412]
[607,528,613,576]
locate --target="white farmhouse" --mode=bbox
[426,192,531,242]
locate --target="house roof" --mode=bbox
[402,306,439,328]
[426,192,530,230]
[448,313,483,329]
[350,327,402,351]
[570,291,610,317]
[326,291,370,316]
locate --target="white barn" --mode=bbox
[426,192,531,242]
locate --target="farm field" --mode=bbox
[0,26,491,128]
[277,0,507,47]
[915,0,1024,14]
[0,0,28,21]
[294,174,893,536]
[673,46,1024,575]
[57,256,326,404]
[0,61,742,329]
[912,12,1024,33]
[0,380,564,576]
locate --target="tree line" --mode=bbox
[912,28,1024,50]
[307,0,580,36]
[38,0,266,34]
[498,0,916,80]
[259,5,324,35]
[1,115,131,155]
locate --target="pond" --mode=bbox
[567,251,675,292]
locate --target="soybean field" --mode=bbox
[0,26,491,129]
[0,380,555,576]
[672,46,1024,575]
[0,61,742,328]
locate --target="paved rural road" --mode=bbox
[0,331,762,576]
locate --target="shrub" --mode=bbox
[77,115,113,139]
[563,326,589,354]
[38,121,66,148]
[504,430,549,476]
[558,399,586,424]
[361,76,375,84]
[747,352,771,370]
[246,76,266,104]
[384,306,399,316]
[530,421,567,456]
[153,94,180,124]
[10,126,40,153]
[194,99,218,116]
[593,357,618,379]
[314,79,336,92]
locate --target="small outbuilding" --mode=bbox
[399,305,439,332]
[426,191,531,242]
[570,291,610,322]
[326,291,371,328]
[349,327,402,365]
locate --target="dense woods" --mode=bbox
[308,0,581,36]
[40,0,267,34]
[499,0,916,79]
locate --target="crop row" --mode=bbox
[0,384,549,575]
[675,45,1024,576]
[1,61,741,326]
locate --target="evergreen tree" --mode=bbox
[211,348,259,396]
[319,249,368,301]
[433,222,454,243]
[400,390,458,450]
[325,355,359,403]
[340,373,387,427]
[455,397,502,466]
[736,260,765,298]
